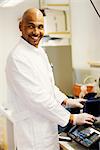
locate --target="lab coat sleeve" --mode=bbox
[43,50,69,104]
[6,57,70,127]
[54,85,69,104]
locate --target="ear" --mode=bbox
[19,21,22,31]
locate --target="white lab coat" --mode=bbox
[6,38,70,150]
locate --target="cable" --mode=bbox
[90,0,100,19]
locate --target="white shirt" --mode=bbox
[6,38,70,150]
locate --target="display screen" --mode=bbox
[68,125,100,147]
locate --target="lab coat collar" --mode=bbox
[20,37,42,54]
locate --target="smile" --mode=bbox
[30,36,40,42]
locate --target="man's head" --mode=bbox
[19,8,44,48]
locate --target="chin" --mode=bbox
[32,43,39,48]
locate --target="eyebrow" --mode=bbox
[27,22,44,28]
[28,22,44,25]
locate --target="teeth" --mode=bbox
[32,36,38,40]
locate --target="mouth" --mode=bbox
[30,36,40,42]
[28,35,42,47]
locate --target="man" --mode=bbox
[6,8,95,150]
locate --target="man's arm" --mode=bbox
[54,85,86,108]
[54,86,95,125]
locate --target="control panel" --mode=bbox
[68,125,100,148]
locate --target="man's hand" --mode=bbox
[64,98,86,108]
[73,113,96,125]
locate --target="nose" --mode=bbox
[33,27,39,35]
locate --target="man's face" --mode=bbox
[19,12,44,48]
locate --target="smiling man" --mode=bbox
[19,8,44,47]
[6,8,95,150]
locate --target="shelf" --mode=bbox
[46,3,69,7]
[40,38,71,47]
[88,61,100,68]
[42,3,70,11]
[39,0,70,9]
[48,32,71,35]
[39,0,71,47]
[40,33,71,47]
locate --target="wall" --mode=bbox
[45,45,73,95]
[70,0,100,84]
[0,0,39,105]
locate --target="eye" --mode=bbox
[38,25,44,30]
[27,24,34,29]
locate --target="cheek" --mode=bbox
[40,30,44,37]
[23,27,31,34]
[25,29,32,35]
